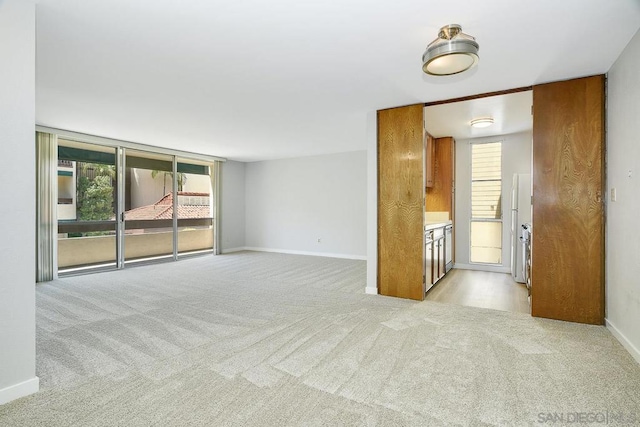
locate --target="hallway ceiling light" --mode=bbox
[422,24,479,76]
[470,117,494,128]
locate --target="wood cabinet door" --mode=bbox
[426,136,454,218]
[425,133,435,188]
[531,75,605,325]
[377,104,425,300]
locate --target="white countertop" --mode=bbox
[424,220,452,230]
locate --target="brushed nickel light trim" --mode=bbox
[422,24,479,76]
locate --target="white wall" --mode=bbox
[245,151,367,258]
[454,131,532,271]
[130,168,212,208]
[365,111,378,294]
[183,174,212,193]
[606,28,640,363]
[0,0,39,405]
[220,160,246,252]
[131,168,171,207]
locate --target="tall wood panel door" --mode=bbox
[531,75,605,325]
[378,104,425,300]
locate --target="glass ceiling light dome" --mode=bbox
[422,24,479,76]
[470,117,494,128]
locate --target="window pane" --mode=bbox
[470,141,502,265]
[176,175,211,220]
[57,139,117,272]
[470,221,502,264]
[471,180,502,219]
[177,159,213,256]
[472,142,501,181]
[124,150,175,263]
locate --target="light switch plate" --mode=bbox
[611,188,617,202]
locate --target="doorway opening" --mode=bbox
[423,89,532,313]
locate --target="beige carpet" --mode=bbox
[1,251,639,426]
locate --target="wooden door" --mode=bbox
[531,75,605,325]
[377,104,425,300]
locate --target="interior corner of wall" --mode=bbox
[606,318,640,365]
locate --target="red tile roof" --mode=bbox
[124,192,211,220]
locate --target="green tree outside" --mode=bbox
[74,163,115,236]
[78,175,114,220]
[151,170,187,194]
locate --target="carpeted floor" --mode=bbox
[1,251,639,426]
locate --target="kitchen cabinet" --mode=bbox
[426,136,455,267]
[425,231,434,292]
[426,136,454,217]
[425,133,435,188]
[425,222,452,291]
[436,232,445,281]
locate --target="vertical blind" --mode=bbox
[36,132,58,282]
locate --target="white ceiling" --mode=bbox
[425,90,533,140]
[35,0,640,161]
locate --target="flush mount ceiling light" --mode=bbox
[422,24,479,76]
[470,117,494,128]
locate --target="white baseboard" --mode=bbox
[243,247,367,261]
[606,318,640,365]
[453,263,511,274]
[0,377,39,406]
[221,247,246,254]
[365,286,378,295]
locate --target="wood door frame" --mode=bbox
[378,76,605,324]
[424,86,533,107]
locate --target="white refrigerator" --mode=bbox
[510,173,531,283]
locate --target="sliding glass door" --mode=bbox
[52,136,218,276]
[57,139,118,273]
[124,150,176,265]
[176,157,214,257]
